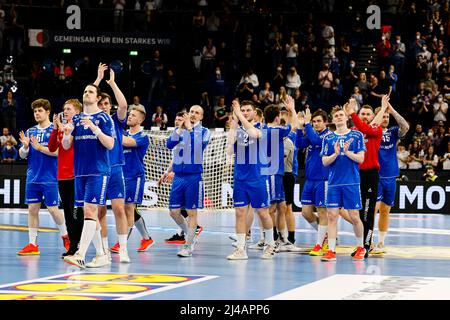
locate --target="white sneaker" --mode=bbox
[63,252,86,269]
[274,239,283,253]
[261,244,275,259]
[86,253,111,268]
[119,249,130,263]
[278,241,303,252]
[248,239,266,250]
[227,248,248,260]
[229,234,237,242]
[371,243,386,254]
[177,245,192,257]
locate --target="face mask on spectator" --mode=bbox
[381,36,386,40]
[6,146,11,150]
[423,46,427,51]
[416,35,421,40]
[277,67,282,72]
[438,97,443,102]
[350,63,355,68]
[396,39,400,44]
[215,70,220,75]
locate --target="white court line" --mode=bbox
[116,275,219,300]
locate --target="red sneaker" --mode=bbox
[352,246,367,261]
[138,238,154,252]
[321,250,336,261]
[110,242,120,254]
[61,235,70,251]
[17,243,40,256]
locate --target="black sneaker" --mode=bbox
[165,233,186,244]
[61,248,77,259]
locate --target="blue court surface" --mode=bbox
[1,208,450,300]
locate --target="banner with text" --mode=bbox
[28,29,175,49]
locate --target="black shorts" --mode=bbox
[282,172,296,205]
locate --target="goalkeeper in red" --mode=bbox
[166,105,210,257]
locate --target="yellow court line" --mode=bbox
[0,224,58,233]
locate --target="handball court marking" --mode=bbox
[0,271,218,300]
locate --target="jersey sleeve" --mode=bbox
[391,126,400,139]
[353,131,366,153]
[350,113,382,138]
[99,115,114,137]
[134,133,150,149]
[320,135,333,157]
[113,112,127,130]
[47,128,59,152]
[279,125,292,138]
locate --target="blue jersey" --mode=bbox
[296,124,330,181]
[287,131,299,177]
[320,130,366,186]
[109,112,127,167]
[234,123,268,181]
[166,123,210,174]
[72,111,114,177]
[24,124,58,184]
[123,129,150,179]
[264,125,291,176]
[379,126,400,178]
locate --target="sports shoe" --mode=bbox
[322,233,329,252]
[261,244,275,259]
[61,235,70,251]
[370,243,386,255]
[196,225,203,236]
[177,245,193,257]
[63,252,86,269]
[110,242,120,254]
[86,253,111,268]
[248,239,265,250]
[227,248,248,260]
[119,248,131,263]
[278,241,303,252]
[352,246,367,261]
[309,244,324,256]
[17,243,40,256]
[228,234,237,242]
[61,248,77,259]
[165,233,186,244]
[138,238,154,252]
[321,250,336,261]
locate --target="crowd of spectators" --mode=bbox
[1,0,450,178]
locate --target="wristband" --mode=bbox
[93,127,101,137]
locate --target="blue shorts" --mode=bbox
[106,166,125,200]
[25,183,59,207]
[169,174,204,210]
[377,177,397,207]
[233,178,270,209]
[269,174,285,204]
[326,184,362,210]
[75,175,109,207]
[301,180,328,207]
[125,175,145,204]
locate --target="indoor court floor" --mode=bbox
[1,208,450,300]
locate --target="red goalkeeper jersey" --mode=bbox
[351,113,382,171]
[48,128,74,180]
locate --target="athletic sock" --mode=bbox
[185,227,196,247]
[280,228,288,243]
[92,229,105,255]
[288,231,295,244]
[135,217,151,240]
[78,220,97,259]
[378,231,387,244]
[118,234,128,250]
[317,225,328,246]
[57,223,68,237]
[236,234,246,250]
[29,228,38,245]
[309,220,318,231]
[328,238,336,252]
[172,213,189,235]
[102,237,109,251]
[127,227,133,240]
[356,237,364,248]
[264,228,275,246]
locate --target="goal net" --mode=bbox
[142,129,235,210]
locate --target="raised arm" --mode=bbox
[388,103,410,137]
[226,113,238,156]
[232,100,262,139]
[106,68,128,121]
[370,94,389,126]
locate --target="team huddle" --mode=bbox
[16,63,409,267]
